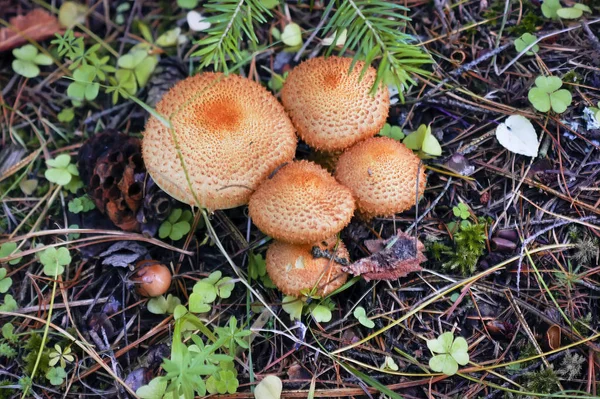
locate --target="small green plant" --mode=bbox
[39,247,71,276]
[214,316,251,356]
[523,366,560,395]
[427,332,469,375]
[189,271,235,313]
[68,195,96,214]
[0,269,12,294]
[556,3,592,19]
[48,344,75,368]
[115,45,159,95]
[353,306,375,328]
[0,243,22,265]
[12,44,53,78]
[281,295,304,320]
[379,123,405,141]
[307,299,334,323]
[528,76,572,113]
[281,22,303,47]
[514,33,539,55]
[247,252,276,288]
[380,356,399,371]
[45,366,67,386]
[44,154,82,192]
[542,0,562,19]
[147,294,182,315]
[159,209,193,241]
[57,108,75,123]
[452,203,470,220]
[443,221,487,275]
[0,295,17,312]
[403,124,442,158]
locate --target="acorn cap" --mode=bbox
[335,137,426,218]
[281,56,389,152]
[266,236,349,297]
[142,73,297,210]
[249,160,355,244]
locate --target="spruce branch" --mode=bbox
[322,0,431,100]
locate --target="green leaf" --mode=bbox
[541,0,561,19]
[556,6,583,18]
[58,108,75,123]
[137,377,167,399]
[34,53,53,66]
[39,247,71,276]
[381,356,399,371]
[134,55,158,87]
[535,76,562,93]
[193,281,217,303]
[156,28,182,47]
[254,375,282,399]
[260,0,279,9]
[2,323,17,342]
[282,295,303,320]
[158,221,172,239]
[170,221,191,241]
[429,353,458,375]
[549,89,572,113]
[0,268,12,293]
[189,294,212,313]
[573,3,592,12]
[216,277,235,299]
[168,208,183,224]
[12,60,40,78]
[403,124,427,150]
[13,44,38,61]
[44,168,72,186]
[0,294,18,312]
[84,82,100,100]
[422,128,442,156]
[47,154,71,168]
[204,271,222,285]
[147,295,168,314]
[427,332,454,353]
[514,33,539,55]
[0,243,22,265]
[173,304,187,320]
[59,1,88,28]
[281,23,303,47]
[528,87,551,112]
[45,367,67,385]
[310,304,332,323]
[178,0,199,8]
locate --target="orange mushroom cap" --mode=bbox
[142,73,297,210]
[281,56,389,151]
[133,260,172,297]
[266,236,349,297]
[249,160,355,244]
[335,137,426,218]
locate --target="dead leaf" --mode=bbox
[0,9,63,52]
[343,230,426,281]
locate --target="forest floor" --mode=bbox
[1,1,600,398]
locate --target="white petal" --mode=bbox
[495,115,539,157]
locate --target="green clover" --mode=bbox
[67,65,100,101]
[116,46,159,91]
[136,377,167,399]
[403,124,442,158]
[452,203,470,220]
[541,0,561,19]
[248,252,276,288]
[0,268,12,294]
[57,108,75,123]
[12,44,53,78]
[309,303,332,323]
[45,367,67,386]
[379,123,405,141]
[2,323,17,343]
[206,369,239,394]
[216,277,235,299]
[0,242,22,265]
[147,294,181,315]
[45,154,79,186]
[427,332,470,375]
[0,294,17,312]
[282,295,304,321]
[39,247,71,276]
[380,356,399,371]
[528,76,572,114]
[514,33,539,55]
[353,306,375,328]
[68,196,96,214]
[556,4,591,19]
[159,209,192,241]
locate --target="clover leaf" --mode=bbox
[0,294,17,312]
[452,203,470,220]
[281,23,303,47]
[45,154,79,186]
[45,367,67,386]
[0,268,12,294]
[206,369,239,394]
[216,277,235,299]
[353,306,375,328]
[12,44,53,78]
[310,303,332,323]
[2,323,17,343]
[427,332,470,375]
[0,242,22,265]
[39,247,71,276]
[117,46,159,90]
[159,209,192,241]
[528,76,572,113]
[403,124,442,158]
[67,65,100,101]
[57,108,75,123]
[248,252,276,288]
[514,33,539,55]
[381,356,399,371]
[147,294,182,315]
[282,295,303,320]
[556,4,590,18]
[137,377,168,399]
[379,123,405,141]
[542,0,561,19]
[68,195,95,214]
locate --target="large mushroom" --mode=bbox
[142,73,297,210]
[335,137,426,219]
[281,56,389,152]
[266,236,349,297]
[249,160,355,244]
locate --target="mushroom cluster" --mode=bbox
[142,56,427,298]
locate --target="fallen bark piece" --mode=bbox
[0,9,63,52]
[344,230,426,281]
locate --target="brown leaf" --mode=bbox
[343,230,426,281]
[0,9,63,52]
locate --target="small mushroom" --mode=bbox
[132,260,172,297]
[335,137,426,219]
[266,236,349,297]
[249,160,355,244]
[142,72,297,210]
[281,56,389,152]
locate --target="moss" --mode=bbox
[507,12,543,35]
[443,222,487,276]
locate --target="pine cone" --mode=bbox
[78,130,173,233]
[145,57,187,108]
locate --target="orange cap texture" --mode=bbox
[266,236,349,297]
[249,160,355,244]
[281,56,389,151]
[335,137,426,218]
[142,73,297,210]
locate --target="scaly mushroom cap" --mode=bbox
[266,236,349,297]
[249,160,355,244]
[281,56,389,151]
[335,137,426,218]
[142,73,297,210]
